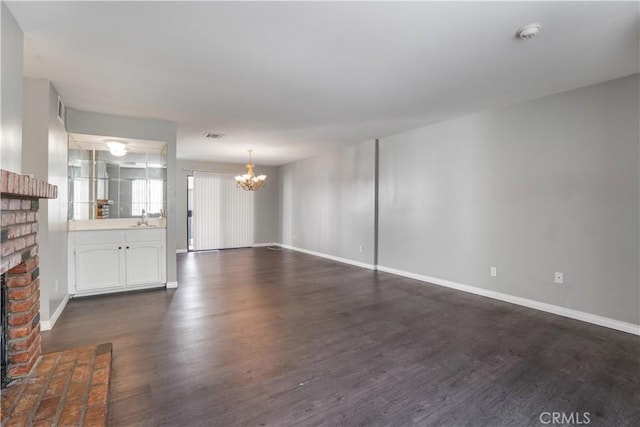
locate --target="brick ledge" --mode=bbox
[1,169,57,199]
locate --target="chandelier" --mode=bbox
[235,149,267,191]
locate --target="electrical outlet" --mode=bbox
[490,266,497,277]
[55,279,58,292]
[359,245,364,253]
[554,272,564,284]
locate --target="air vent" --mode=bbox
[205,133,225,139]
[516,23,542,40]
[57,96,65,125]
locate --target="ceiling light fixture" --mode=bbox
[105,140,128,157]
[517,23,542,39]
[235,149,267,191]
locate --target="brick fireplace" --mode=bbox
[1,169,57,387]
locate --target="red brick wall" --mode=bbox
[1,197,42,380]
[2,198,39,273]
[1,169,57,383]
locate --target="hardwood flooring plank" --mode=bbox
[41,248,639,426]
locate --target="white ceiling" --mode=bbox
[7,1,639,166]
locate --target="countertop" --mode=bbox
[68,218,166,231]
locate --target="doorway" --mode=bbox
[187,175,194,251]
[189,172,254,251]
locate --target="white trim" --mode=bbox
[176,248,188,254]
[376,265,640,336]
[277,244,376,270]
[71,283,166,298]
[166,281,178,289]
[252,242,278,248]
[40,294,70,331]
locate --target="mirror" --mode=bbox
[68,133,167,220]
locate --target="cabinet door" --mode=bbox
[75,244,124,291]
[125,242,164,286]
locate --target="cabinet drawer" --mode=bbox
[71,230,123,245]
[125,228,166,242]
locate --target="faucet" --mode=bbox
[138,208,148,226]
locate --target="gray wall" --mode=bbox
[279,140,376,265]
[45,82,70,317]
[378,74,640,324]
[22,78,49,179]
[66,109,179,284]
[1,2,23,173]
[22,78,69,322]
[22,78,68,321]
[176,160,279,250]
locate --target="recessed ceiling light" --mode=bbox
[205,133,225,139]
[516,23,542,40]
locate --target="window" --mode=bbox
[131,179,164,216]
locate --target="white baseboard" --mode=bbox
[40,294,70,331]
[166,281,178,289]
[376,265,640,336]
[70,283,166,298]
[277,244,376,270]
[176,249,187,254]
[252,243,278,248]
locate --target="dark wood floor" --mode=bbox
[42,248,639,426]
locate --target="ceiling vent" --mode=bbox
[205,133,225,139]
[516,23,542,40]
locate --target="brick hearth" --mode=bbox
[0,343,112,426]
[1,169,57,385]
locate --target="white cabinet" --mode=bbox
[75,244,124,292]
[68,228,166,296]
[125,242,164,286]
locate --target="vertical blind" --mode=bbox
[193,171,255,250]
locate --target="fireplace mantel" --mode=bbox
[1,169,57,202]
